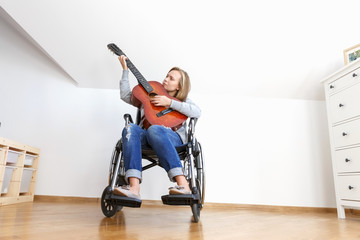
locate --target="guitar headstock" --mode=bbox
[107,43,125,56]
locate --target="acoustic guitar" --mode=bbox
[107,43,187,129]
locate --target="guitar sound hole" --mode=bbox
[149,93,158,98]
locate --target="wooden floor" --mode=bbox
[1,199,360,240]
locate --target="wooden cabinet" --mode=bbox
[322,60,360,218]
[0,137,40,206]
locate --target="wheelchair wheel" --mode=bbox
[191,141,204,222]
[108,141,127,187]
[101,186,122,217]
[195,141,205,207]
[108,141,120,184]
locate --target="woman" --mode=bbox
[115,55,201,200]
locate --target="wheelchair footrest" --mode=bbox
[161,194,199,206]
[112,194,142,208]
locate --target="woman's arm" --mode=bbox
[119,69,132,104]
[170,98,201,118]
[118,55,136,105]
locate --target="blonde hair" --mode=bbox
[169,67,191,102]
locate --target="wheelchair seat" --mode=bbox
[140,144,186,169]
[101,111,204,222]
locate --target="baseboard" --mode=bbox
[33,195,346,214]
[34,195,101,203]
[205,202,338,213]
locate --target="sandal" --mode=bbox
[169,185,191,195]
[114,185,141,200]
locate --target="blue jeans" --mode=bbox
[122,123,184,183]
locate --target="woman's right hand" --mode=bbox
[118,55,128,70]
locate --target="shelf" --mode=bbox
[0,137,40,206]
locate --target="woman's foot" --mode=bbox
[114,185,141,200]
[171,175,191,194]
[169,185,191,195]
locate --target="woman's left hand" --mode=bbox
[150,95,172,107]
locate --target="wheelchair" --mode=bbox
[101,111,205,222]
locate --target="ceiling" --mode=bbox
[1,0,360,100]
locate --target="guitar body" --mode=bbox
[131,81,187,129]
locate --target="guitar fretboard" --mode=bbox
[126,59,153,93]
[107,44,154,94]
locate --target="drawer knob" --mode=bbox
[345,158,351,162]
[348,185,354,190]
[330,85,334,89]
[342,132,348,136]
[353,73,358,77]
[339,103,344,108]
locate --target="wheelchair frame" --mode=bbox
[101,113,205,222]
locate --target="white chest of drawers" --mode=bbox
[322,59,360,218]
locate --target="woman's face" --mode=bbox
[163,70,181,96]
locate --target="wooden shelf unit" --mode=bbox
[0,137,40,206]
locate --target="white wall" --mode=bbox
[2,0,358,99]
[0,10,336,207]
[0,15,132,198]
[198,95,334,207]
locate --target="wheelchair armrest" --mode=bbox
[124,114,134,125]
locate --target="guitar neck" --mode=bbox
[107,44,154,93]
[126,59,153,93]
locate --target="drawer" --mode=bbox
[333,118,360,148]
[24,154,37,166]
[329,82,360,124]
[20,168,35,193]
[6,150,22,164]
[338,175,360,201]
[327,68,360,94]
[1,166,17,194]
[335,147,360,173]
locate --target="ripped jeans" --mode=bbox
[122,123,184,183]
